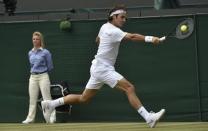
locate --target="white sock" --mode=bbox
[50,97,65,109]
[137,106,150,121]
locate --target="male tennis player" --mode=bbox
[42,5,165,127]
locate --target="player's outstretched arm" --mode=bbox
[123,33,164,45]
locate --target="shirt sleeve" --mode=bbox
[45,50,54,71]
[113,28,127,42]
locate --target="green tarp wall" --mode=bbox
[0,14,207,122]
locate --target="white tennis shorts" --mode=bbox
[86,61,123,89]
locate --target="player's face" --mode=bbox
[114,13,127,27]
[32,35,41,48]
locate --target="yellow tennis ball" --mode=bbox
[180,25,188,32]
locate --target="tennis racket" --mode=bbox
[159,18,194,42]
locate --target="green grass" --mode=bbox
[0,122,207,131]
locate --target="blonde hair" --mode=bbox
[32,31,45,48]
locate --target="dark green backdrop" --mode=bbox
[0,14,207,122]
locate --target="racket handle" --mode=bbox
[159,36,166,42]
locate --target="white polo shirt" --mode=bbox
[93,22,127,68]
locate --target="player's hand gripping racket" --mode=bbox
[159,18,195,42]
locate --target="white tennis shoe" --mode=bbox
[49,111,56,123]
[22,118,34,124]
[41,100,54,123]
[146,109,165,128]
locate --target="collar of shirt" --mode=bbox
[32,47,43,52]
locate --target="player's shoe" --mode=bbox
[22,118,34,124]
[146,109,165,128]
[49,111,56,123]
[41,100,54,123]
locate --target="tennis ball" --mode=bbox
[60,20,71,31]
[180,24,188,32]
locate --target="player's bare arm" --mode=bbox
[123,33,162,45]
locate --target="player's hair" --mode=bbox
[32,31,45,48]
[108,4,127,22]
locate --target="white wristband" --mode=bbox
[145,36,153,43]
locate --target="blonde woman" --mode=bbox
[22,31,56,123]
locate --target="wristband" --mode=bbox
[145,36,153,43]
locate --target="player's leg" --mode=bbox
[101,70,151,122]
[104,69,165,128]
[44,88,98,110]
[116,78,150,121]
[116,78,142,110]
[41,88,98,122]
[41,75,101,122]
[46,74,101,108]
[116,78,165,128]
[63,88,98,104]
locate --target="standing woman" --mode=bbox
[22,31,56,123]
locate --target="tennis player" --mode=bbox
[42,5,165,127]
